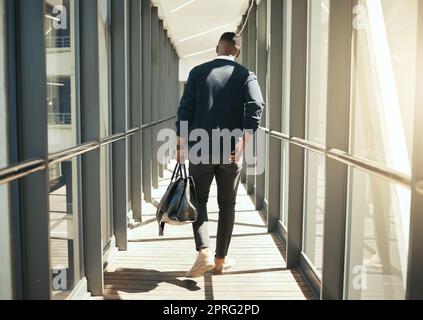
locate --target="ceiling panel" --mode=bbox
[153,0,249,80]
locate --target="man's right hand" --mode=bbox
[175,146,186,163]
[175,137,187,163]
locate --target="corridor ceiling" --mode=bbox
[152,0,250,80]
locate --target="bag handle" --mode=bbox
[171,164,181,182]
[171,163,186,182]
[180,164,188,179]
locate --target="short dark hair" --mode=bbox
[219,32,237,44]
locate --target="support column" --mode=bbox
[320,0,353,300]
[111,0,129,251]
[151,6,159,189]
[157,23,165,178]
[286,0,307,268]
[16,0,50,300]
[129,0,143,222]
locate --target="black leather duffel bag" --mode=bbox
[156,164,198,236]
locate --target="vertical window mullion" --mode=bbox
[141,0,152,203]
[267,0,284,232]
[406,0,423,300]
[254,0,267,211]
[320,0,353,300]
[17,0,50,300]
[150,6,159,189]
[129,0,143,222]
[286,0,307,267]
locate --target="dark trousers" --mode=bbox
[189,163,242,258]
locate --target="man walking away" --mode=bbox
[175,32,265,278]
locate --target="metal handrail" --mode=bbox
[141,115,177,130]
[0,159,46,177]
[49,141,99,166]
[126,127,141,137]
[0,121,416,189]
[291,137,326,155]
[327,149,411,187]
[0,159,47,185]
[99,132,127,147]
[259,126,412,188]
[259,126,290,142]
[0,116,177,185]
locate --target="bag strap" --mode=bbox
[170,163,183,182]
[180,164,188,179]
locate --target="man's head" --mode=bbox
[216,32,241,58]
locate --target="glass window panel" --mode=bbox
[279,141,289,227]
[264,0,271,204]
[305,0,329,144]
[0,0,6,170]
[49,158,81,299]
[0,0,13,299]
[98,0,111,139]
[302,0,329,276]
[350,0,418,175]
[45,0,83,299]
[344,169,410,299]
[45,0,77,153]
[303,151,326,276]
[281,0,292,135]
[98,1,113,247]
[279,0,292,227]
[101,145,113,246]
[0,182,13,299]
[264,134,269,202]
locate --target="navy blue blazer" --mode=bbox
[176,58,265,154]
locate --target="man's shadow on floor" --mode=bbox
[103,268,201,298]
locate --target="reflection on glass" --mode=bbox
[45,0,81,299]
[98,0,111,139]
[351,0,418,175]
[345,169,410,299]
[0,0,6,169]
[302,0,329,276]
[0,183,12,300]
[98,1,114,247]
[264,0,271,204]
[101,146,113,247]
[281,0,292,134]
[303,151,325,275]
[45,0,77,153]
[0,0,12,299]
[49,159,81,299]
[279,0,292,227]
[264,134,269,202]
[306,0,329,145]
[280,142,289,227]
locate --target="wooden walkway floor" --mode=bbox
[99,164,315,300]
